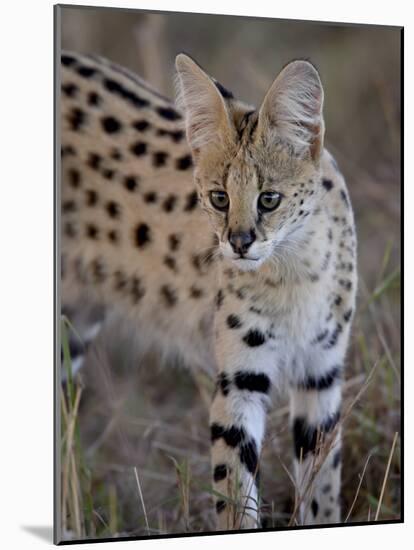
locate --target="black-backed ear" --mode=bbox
[257,60,325,160]
[175,54,236,156]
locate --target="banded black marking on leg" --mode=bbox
[226,314,242,329]
[311,499,319,517]
[160,285,177,307]
[239,439,258,474]
[332,449,341,469]
[293,418,317,460]
[134,223,151,248]
[322,179,334,191]
[323,323,343,349]
[343,308,353,322]
[297,366,341,391]
[210,423,245,447]
[216,500,226,514]
[156,106,181,121]
[217,372,230,396]
[242,329,266,347]
[67,168,81,189]
[184,191,198,211]
[213,464,228,482]
[234,371,270,394]
[176,154,193,171]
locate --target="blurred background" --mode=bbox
[60,6,401,541]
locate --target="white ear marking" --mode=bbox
[258,60,325,159]
[175,54,234,152]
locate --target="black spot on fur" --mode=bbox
[242,329,266,347]
[176,154,193,171]
[213,464,228,482]
[101,116,122,134]
[311,499,319,517]
[226,314,242,329]
[63,222,76,238]
[339,279,352,291]
[104,78,150,108]
[163,195,177,213]
[216,500,226,514]
[62,200,76,213]
[131,276,145,303]
[322,179,334,191]
[160,285,177,307]
[184,191,198,211]
[91,258,106,283]
[61,54,76,66]
[133,120,150,132]
[77,65,97,78]
[86,224,99,239]
[157,128,184,143]
[211,423,245,447]
[334,295,342,306]
[234,372,271,394]
[144,191,157,203]
[88,91,101,106]
[153,151,168,167]
[297,366,341,391]
[111,148,122,161]
[156,106,181,121]
[131,142,147,156]
[168,233,181,251]
[240,440,258,474]
[61,83,78,97]
[189,285,203,298]
[67,107,86,131]
[108,230,119,244]
[87,152,101,171]
[340,189,349,207]
[68,168,81,189]
[103,169,114,180]
[135,223,151,248]
[114,270,127,291]
[164,255,177,272]
[124,176,138,192]
[106,201,120,219]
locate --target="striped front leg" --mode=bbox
[290,369,342,525]
[210,369,270,530]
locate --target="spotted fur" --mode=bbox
[61,51,357,530]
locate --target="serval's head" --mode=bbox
[175,54,325,272]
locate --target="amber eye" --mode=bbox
[210,190,229,211]
[258,192,282,212]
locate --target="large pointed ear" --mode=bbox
[257,60,325,161]
[175,54,236,156]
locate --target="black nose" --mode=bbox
[228,229,256,255]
